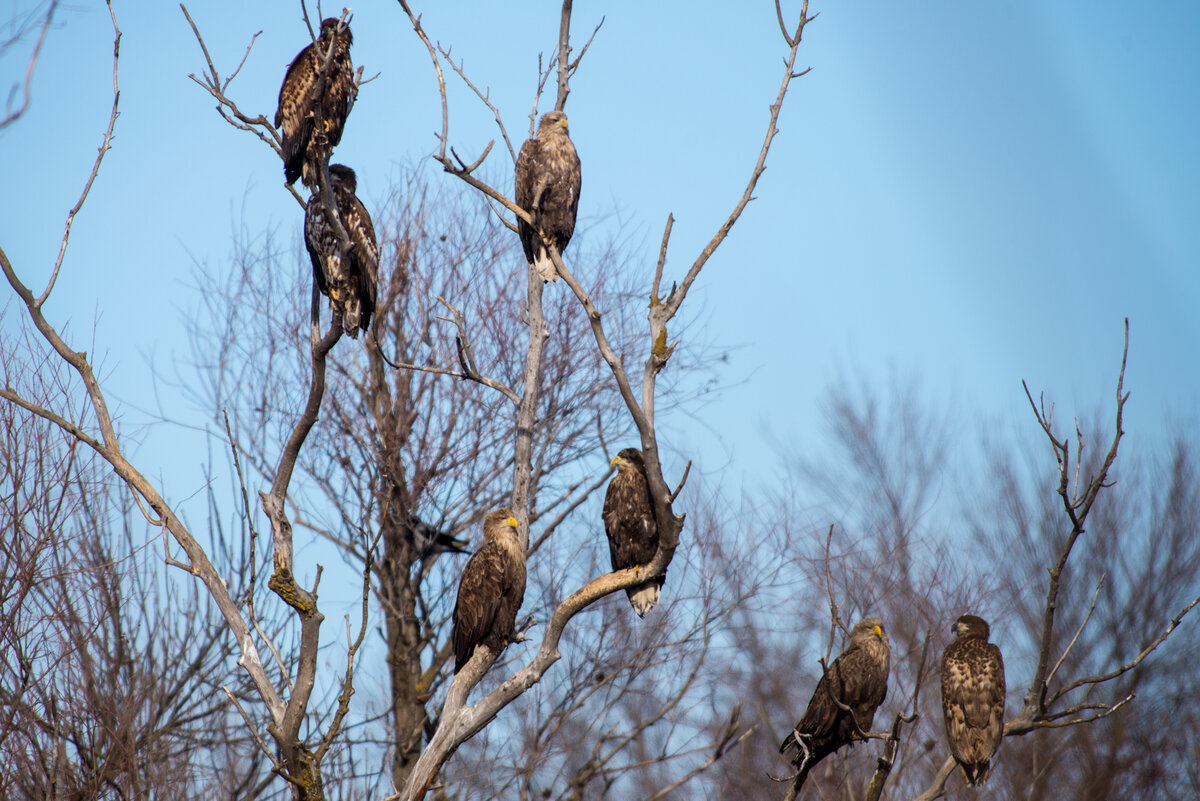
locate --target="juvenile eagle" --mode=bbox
[780,618,890,790]
[602,448,663,617]
[941,614,1005,785]
[514,110,581,282]
[303,164,378,337]
[275,17,356,187]
[452,509,526,673]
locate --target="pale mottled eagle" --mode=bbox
[602,448,663,617]
[941,614,1005,785]
[780,618,891,789]
[452,509,526,673]
[303,164,378,337]
[275,17,356,187]
[514,110,581,282]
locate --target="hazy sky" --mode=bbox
[3,0,1198,516]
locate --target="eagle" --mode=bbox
[602,448,663,617]
[275,17,356,187]
[780,617,891,790]
[941,614,1005,785]
[514,110,581,282]
[451,509,526,673]
[303,164,378,337]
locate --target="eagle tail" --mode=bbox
[626,583,660,617]
[533,250,559,283]
[343,295,361,338]
[779,732,817,790]
[962,760,990,786]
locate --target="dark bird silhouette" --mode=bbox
[303,164,377,337]
[780,618,891,790]
[451,509,526,672]
[514,110,581,282]
[602,448,663,616]
[275,17,356,187]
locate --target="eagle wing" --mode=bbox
[514,137,540,264]
[540,133,581,249]
[342,187,378,336]
[303,192,334,296]
[602,468,657,572]
[798,644,888,740]
[452,541,509,672]
[276,43,319,186]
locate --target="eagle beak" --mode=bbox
[873,624,883,638]
[609,455,622,468]
[505,516,519,530]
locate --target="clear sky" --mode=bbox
[3,0,1198,519]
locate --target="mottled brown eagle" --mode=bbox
[303,164,378,337]
[275,17,356,187]
[780,617,891,789]
[452,509,526,673]
[602,448,663,617]
[514,110,581,282]
[941,614,1005,785]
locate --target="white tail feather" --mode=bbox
[534,251,559,282]
[628,585,660,617]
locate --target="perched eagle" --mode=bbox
[514,110,581,282]
[941,614,1006,785]
[602,448,663,617]
[303,164,378,337]
[275,17,356,187]
[780,618,891,790]
[452,509,526,673]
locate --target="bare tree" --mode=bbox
[9,4,1192,801]
[0,322,257,799]
[2,0,814,798]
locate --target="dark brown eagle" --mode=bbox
[941,614,1005,785]
[602,448,663,617]
[275,17,356,187]
[303,164,378,337]
[451,509,526,673]
[514,110,581,282]
[780,617,891,790]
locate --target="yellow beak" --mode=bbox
[506,516,519,529]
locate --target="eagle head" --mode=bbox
[482,508,520,543]
[538,110,569,137]
[318,17,353,48]
[952,614,990,640]
[610,447,645,473]
[327,163,357,193]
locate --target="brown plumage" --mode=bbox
[452,509,526,673]
[602,448,662,617]
[303,164,378,337]
[274,18,356,187]
[514,110,581,282]
[780,618,891,790]
[941,614,1005,785]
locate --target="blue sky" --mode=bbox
[3,0,1198,517]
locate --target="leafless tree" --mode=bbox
[0,322,260,799]
[2,0,815,798]
[9,3,1191,801]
